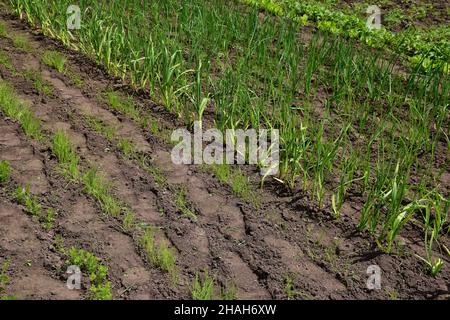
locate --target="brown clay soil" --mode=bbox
[0,10,449,300]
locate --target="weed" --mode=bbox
[191,270,214,300]
[52,130,80,179]
[284,275,296,299]
[220,285,236,300]
[0,80,42,140]
[14,185,42,216]
[117,138,136,159]
[122,208,135,232]
[66,70,84,88]
[41,50,66,73]
[82,168,121,217]
[23,69,53,96]
[54,234,66,254]
[0,258,11,296]
[0,21,7,38]
[68,247,112,300]
[175,187,196,221]
[89,282,113,300]
[84,116,116,141]
[0,160,11,183]
[42,208,55,230]
[103,90,140,122]
[12,34,31,52]
[140,228,177,278]
[0,50,13,70]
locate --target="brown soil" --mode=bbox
[0,10,449,300]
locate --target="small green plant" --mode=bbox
[85,116,116,141]
[23,69,53,96]
[0,258,11,297]
[89,282,113,300]
[0,21,7,38]
[0,80,42,140]
[191,270,214,300]
[0,160,11,183]
[82,168,121,217]
[140,228,177,278]
[52,130,80,179]
[42,208,55,230]
[284,275,297,299]
[41,50,66,73]
[122,208,135,232]
[117,138,136,159]
[175,187,196,221]
[219,283,237,300]
[15,185,42,216]
[0,50,13,70]
[103,90,140,122]
[12,34,31,52]
[68,247,112,300]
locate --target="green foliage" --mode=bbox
[52,130,80,179]
[191,270,214,300]
[0,80,43,140]
[41,50,66,72]
[0,50,14,70]
[12,34,32,52]
[82,168,122,217]
[15,185,42,216]
[0,160,11,183]
[23,69,53,96]
[175,187,196,221]
[140,228,177,278]
[84,116,116,141]
[68,247,112,300]
[0,21,7,38]
[0,258,11,297]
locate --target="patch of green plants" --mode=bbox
[14,185,42,216]
[0,21,7,38]
[0,160,11,183]
[191,270,214,300]
[191,270,236,300]
[240,0,449,70]
[0,258,11,298]
[84,115,116,141]
[0,79,43,140]
[117,138,136,160]
[42,208,55,230]
[208,164,259,206]
[51,130,80,180]
[65,69,84,88]
[41,50,66,73]
[0,50,14,70]
[175,187,197,221]
[11,34,32,52]
[283,274,297,299]
[67,247,112,300]
[103,90,141,122]
[23,69,53,96]
[82,168,122,217]
[139,227,177,279]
